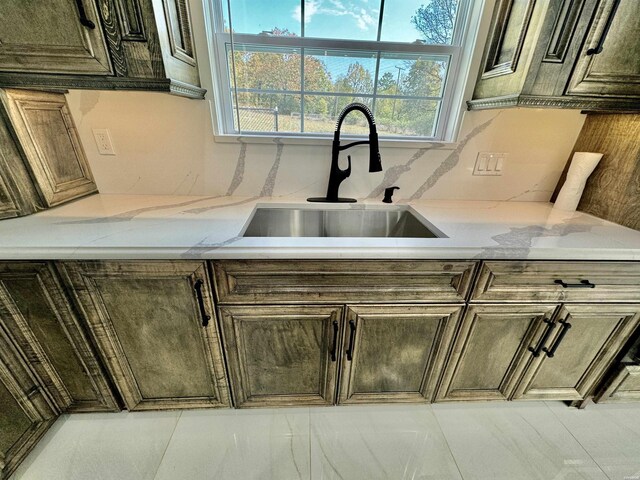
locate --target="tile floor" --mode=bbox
[11,402,640,480]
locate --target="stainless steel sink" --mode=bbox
[241,206,445,238]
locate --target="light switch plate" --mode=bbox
[473,152,507,176]
[92,128,116,155]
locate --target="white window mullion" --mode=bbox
[207,0,480,141]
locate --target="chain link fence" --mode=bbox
[237,106,279,132]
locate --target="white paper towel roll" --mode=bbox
[554,152,603,211]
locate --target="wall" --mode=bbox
[553,114,640,231]
[65,89,586,202]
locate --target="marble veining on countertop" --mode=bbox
[1,194,639,260]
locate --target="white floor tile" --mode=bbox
[547,401,640,480]
[433,402,609,480]
[153,408,310,480]
[309,404,462,480]
[11,411,180,480]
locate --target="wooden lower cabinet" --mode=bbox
[0,324,57,480]
[220,304,464,407]
[338,305,462,404]
[0,262,118,412]
[595,363,640,403]
[59,261,230,411]
[219,305,343,408]
[436,304,559,402]
[513,304,640,401]
[437,303,640,402]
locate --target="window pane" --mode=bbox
[378,54,449,97]
[304,0,380,41]
[304,50,376,94]
[223,0,301,36]
[374,99,440,137]
[228,44,301,91]
[233,94,301,133]
[381,0,460,45]
[303,95,373,134]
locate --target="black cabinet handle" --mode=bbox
[528,319,555,357]
[586,0,621,55]
[346,319,356,361]
[75,0,96,29]
[330,320,339,362]
[554,279,595,288]
[193,279,211,327]
[543,320,572,358]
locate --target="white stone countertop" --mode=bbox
[1,194,639,260]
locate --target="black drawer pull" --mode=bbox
[346,320,356,361]
[543,320,572,358]
[330,320,339,362]
[586,0,621,55]
[529,319,555,357]
[554,279,595,288]
[193,279,211,327]
[75,0,96,29]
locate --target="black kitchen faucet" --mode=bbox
[308,102,382,203]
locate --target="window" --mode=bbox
[208,0,478,141]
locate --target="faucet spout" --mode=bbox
[308,102,383,203]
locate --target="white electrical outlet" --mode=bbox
[92,128,116,155]
[473,152,507,176]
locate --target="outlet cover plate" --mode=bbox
[92,128,116,155]
[473,152,507,176]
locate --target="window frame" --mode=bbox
[205,0,485,143]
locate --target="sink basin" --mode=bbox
[241,205,445,238]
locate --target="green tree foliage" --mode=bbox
[230,9,453,135]
[377,72,397,93]
[335,62,373,94]
[411,0,459,45]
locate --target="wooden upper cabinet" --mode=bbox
[219,305,343,408]
[0,0,111,75]
[0,174,19,221]
[567,0,640,97]
[59,261,230,411]
[513,304,640,401]
[469,0,640,111]
[0,324,57,480]
[436,304,559,402]
[0,0,204,98]
[338,305,462,405]
[0,89,97,210]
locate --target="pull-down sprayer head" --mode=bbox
[334,102,382,173]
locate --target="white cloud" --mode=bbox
[292,0,378,31]
[293,0,321,23]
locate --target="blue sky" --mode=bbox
[225,0,427,43]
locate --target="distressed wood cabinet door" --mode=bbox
[513,304,640,400]
[338,305,463,404]
[0,0,111,75]
[567,0,640,97]
[219,305,343,408]
[0,89,98,208]
[59,261,230,411]
[595,364,640,403]
[436,304,559,402]
[0,324,57,479]
[0,175,19,220]
[0,262,118,413]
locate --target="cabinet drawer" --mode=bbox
[472,261,640,302]
[595,364,640,403]
[212,260,477,304]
